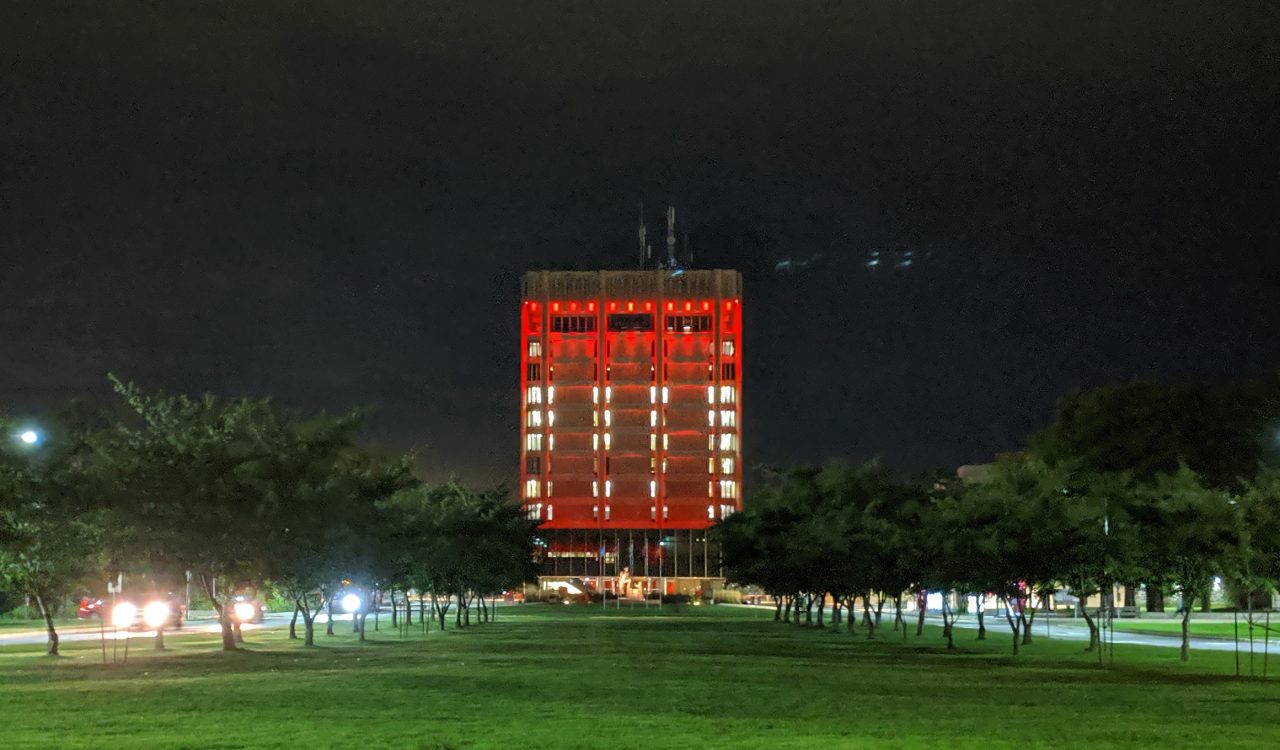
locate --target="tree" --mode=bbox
[0,415,105,656]
[1131,466,1238,661]
[99,378,303,651]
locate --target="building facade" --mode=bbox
[519,270,742,596]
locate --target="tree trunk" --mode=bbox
[893,595,904,634]
[1146,584,1164,613]
[326,594,336,636]
[1180,592,1193,662]
[289,601,300,640]
[831,597,842,626]
[815,594,826,628]
[1001,597,1021,655]
[774,595,783,621]
[846,596,857,632]
[404,595,413,627]
[297,597,317,647]
[940,596,954,649]
[358,612,368,642]
[201,574,237,651]
[874,595,885,628]
[233,621,245,643]
[782,596,791,623]
[976,597,986,641]
[1020,599,1037,646]
[390,590,399,628]
[1080,603,1098,652]
[34,593,59,656]
[915,590,927,636]
[804,593,814,626]
[863,596,876,640]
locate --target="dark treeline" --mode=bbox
[0,377,535,655]
[716,376,1280,661]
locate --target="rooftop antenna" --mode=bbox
[666,206,677,268]
[638,202,648,268]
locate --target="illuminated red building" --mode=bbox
[519,270,742,594]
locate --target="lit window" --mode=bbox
[605,410,612,427]
[527,411,542,427]
[593,411,599,427]
[662,434,668,450]
[529,340,543,358]
[526,386,542,404]
[707,386,715,404]
[662,386,669,404]
[708,458,715,473]
[708,410,715,426]
[605,505,611,521]
[649,480,657,498]
[721,457,734,475]
[593,386,599,404]
[548,386,555,404]
[719,480,737,499]
[593,480,599,497]
[707,504,715,519]
[719,386,735,404]
[650,409,657,427]
[719,433,737,451]
[547,504,554,520]
[548,434,555,450]
[526,433,543,451]
[708,481,714,497]
[604,433,611,450]
[650,433,656,450]
[524,479,541,498]
[548,410,555,427]
[593,433,599,450]
[708,434,715,450]
[721,340,734,357]
[547,481,553,496]
[605,480,612,497]
[720,410,736,427]
[661,458,667,473]
[649,386,656,404]
[605,386,612,402]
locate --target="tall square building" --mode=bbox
[520,269,742,594]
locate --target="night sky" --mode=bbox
[3,2,1278,483]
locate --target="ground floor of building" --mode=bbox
[533,527,722,597]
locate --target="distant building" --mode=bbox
[519,269,743,595]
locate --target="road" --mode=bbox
[932,613,1280,654]
[0,611,315,647]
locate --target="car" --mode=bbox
[81,593,185,631]
[230,595,266,624]
[501,590,525,604]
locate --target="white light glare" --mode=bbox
[233,601,256,623]
[143,601,171,628]
[341,593,362,613]
[19,430,38,445]
[112,602,138,629]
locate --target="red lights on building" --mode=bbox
[519,270,743,536]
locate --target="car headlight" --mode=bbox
[233,601,256,623]
[112,602,138,629]
[143,601,171,628]
[341,593,361,613]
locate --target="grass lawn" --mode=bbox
[1109,617,1280,639]
[2,605,1277,749]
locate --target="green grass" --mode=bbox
[2,605,1278,749]
[1109,618,1280,639]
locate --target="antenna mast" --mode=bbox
[638,202,648,268]
[666,206,677,268]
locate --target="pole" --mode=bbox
[643,535,650,610]
[1263,611,1270,680]
[99,616,107,665]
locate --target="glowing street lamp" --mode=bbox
[143,601,171,629]
[19,430,39,445]
[341,593,362,613]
